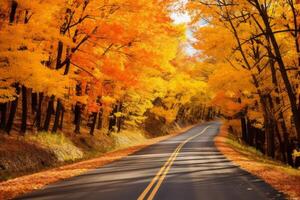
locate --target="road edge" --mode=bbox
[0,124,197,200]
[215,123,300,200]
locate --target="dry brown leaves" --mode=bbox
[215,125,300,200]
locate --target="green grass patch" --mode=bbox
[26,132,84,162]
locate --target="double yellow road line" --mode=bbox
[137,126,211,200]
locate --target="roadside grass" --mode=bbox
[25,132,84,162]
[0,125,194,200]
[112,129,148,150]
[216,125,300,199]
[227,134,300,177]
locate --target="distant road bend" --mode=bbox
[18,122,285,200]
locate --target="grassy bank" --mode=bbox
[0,125,193,200]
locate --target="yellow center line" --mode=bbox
[137,126,211,200]
[137,145,181,200]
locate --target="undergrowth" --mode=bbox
[26,132,84,162]
[226,134,299,176]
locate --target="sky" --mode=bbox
[170,12,199,56]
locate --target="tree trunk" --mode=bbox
[89,112,97,136]
[0,103,7,130]
[201,105,206,120]
[52,99,62,133]
[9,0,18,24]
[43,95,55,132]
[31,92,38,114]
[108,104,118,132]
[56,41,64,70]
[280,112,294,165]
[59,106,64,130]
[6,85,20,134]
[255,2,300,142]
[35,92,44,130]
[74,103,81,134]
[116,102,123,133]
[259,95,275,158]
[20,86,27,134]
[97,109,103,130]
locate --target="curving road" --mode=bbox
[17,122,285,200]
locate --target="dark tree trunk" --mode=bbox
[254,2,300,142]
[280,112,293,165]
[64,57,70,75]
[117,117,122,133]
[238,99,249,145]
[52,99,62,133]
[274,120,285,161]
[0,103,7,130]
[108,114,116,133]
[74,103,81,134]
[56,41,64,70]
[116,102,123,133]
[9,0,18,24]
[89,112,98,136]
[31,92,38,114]
[267,43,293,164]
[20,86,27,134]
[59,107,64,130]
[6,85,20,134]
[108,104,118,132]
[205,107,211,121]
[43,95,55,132]
[261,96,275,158]
[97,109,103,130]
[201,105,206,120]
[240,116,248,144]
[35,92,44,130]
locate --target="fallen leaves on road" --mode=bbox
[215,125,300,200]
[0,126,193,200]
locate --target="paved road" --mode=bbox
[17,122,285,200]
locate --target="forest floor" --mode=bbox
[0,125,194,200]
[215,124,300,200]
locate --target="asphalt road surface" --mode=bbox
[17,122,285,200]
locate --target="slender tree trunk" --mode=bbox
[97,109,103,130]
[6,85,20,134]
[43,95,55,132]
[116,102,123,133]
[89,112,97,136]
[201,105,206,120]
[59,107,64,130]
[238,98,249,144]
[63,48,71,75]
[20,86,27,134]
[9,0,18,24]
[35,92,44,130]
[74,103,81,134]
[56,41,64,70]
[0,103,7,130]
[108,104,118,132]
[280,112,294,165]
[31,92,38,114]
[52,99,62,133]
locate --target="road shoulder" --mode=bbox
[215,124,300,200]
[0,125,194,200]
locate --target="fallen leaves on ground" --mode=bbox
[215,125,300,200]
[0,126,193,200]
